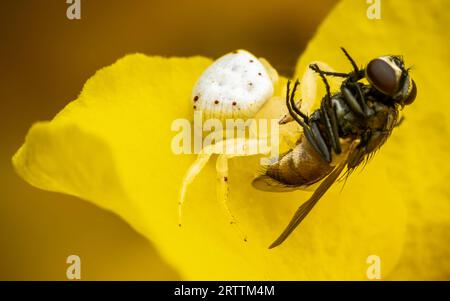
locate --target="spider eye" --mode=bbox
[366,58,399,96]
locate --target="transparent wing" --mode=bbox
[268,141,359,249]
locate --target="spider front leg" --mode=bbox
[178,153,213,226]
[178,151,242,233]
[178,137,265,241]
[216,154,231,220]
[216,154,247,241]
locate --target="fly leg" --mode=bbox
[309,114,332,163]
[285,80,331,163]
[334,48,368,115]
[352,82,372,116]
[281,61,343,124]
[340,47,366,81]
[341,47,359,74]
[287,79,309,122]
[341,84,366,117]
[309,64,342,155]
[309,70,349,78]
[310,63,365,118]
[279,79,308,124]
[339,54,374,116]
[322,104,342,155]
[341,80,375,118]
[308,48,365,80]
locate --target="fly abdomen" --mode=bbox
[252,136,333,191]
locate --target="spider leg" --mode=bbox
[178,153,213,226]
[179,138,265,236]
[216,154,247,242]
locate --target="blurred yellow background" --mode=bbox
[0,0,336,280]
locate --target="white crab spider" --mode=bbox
[178,50,339,239]
[192,50,278,120]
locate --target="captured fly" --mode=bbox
[252,48,417,248]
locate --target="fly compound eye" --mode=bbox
[365,57,402,96]
[403,79,417,105]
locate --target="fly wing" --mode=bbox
[268,140,359,249]
[252,175,300,192]
[252,174,326,192]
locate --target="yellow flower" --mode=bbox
[12,0,450,279]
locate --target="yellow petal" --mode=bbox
[295,0,450,279]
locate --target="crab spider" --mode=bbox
[178,53,339,240]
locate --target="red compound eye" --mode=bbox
[366,58,398,95]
